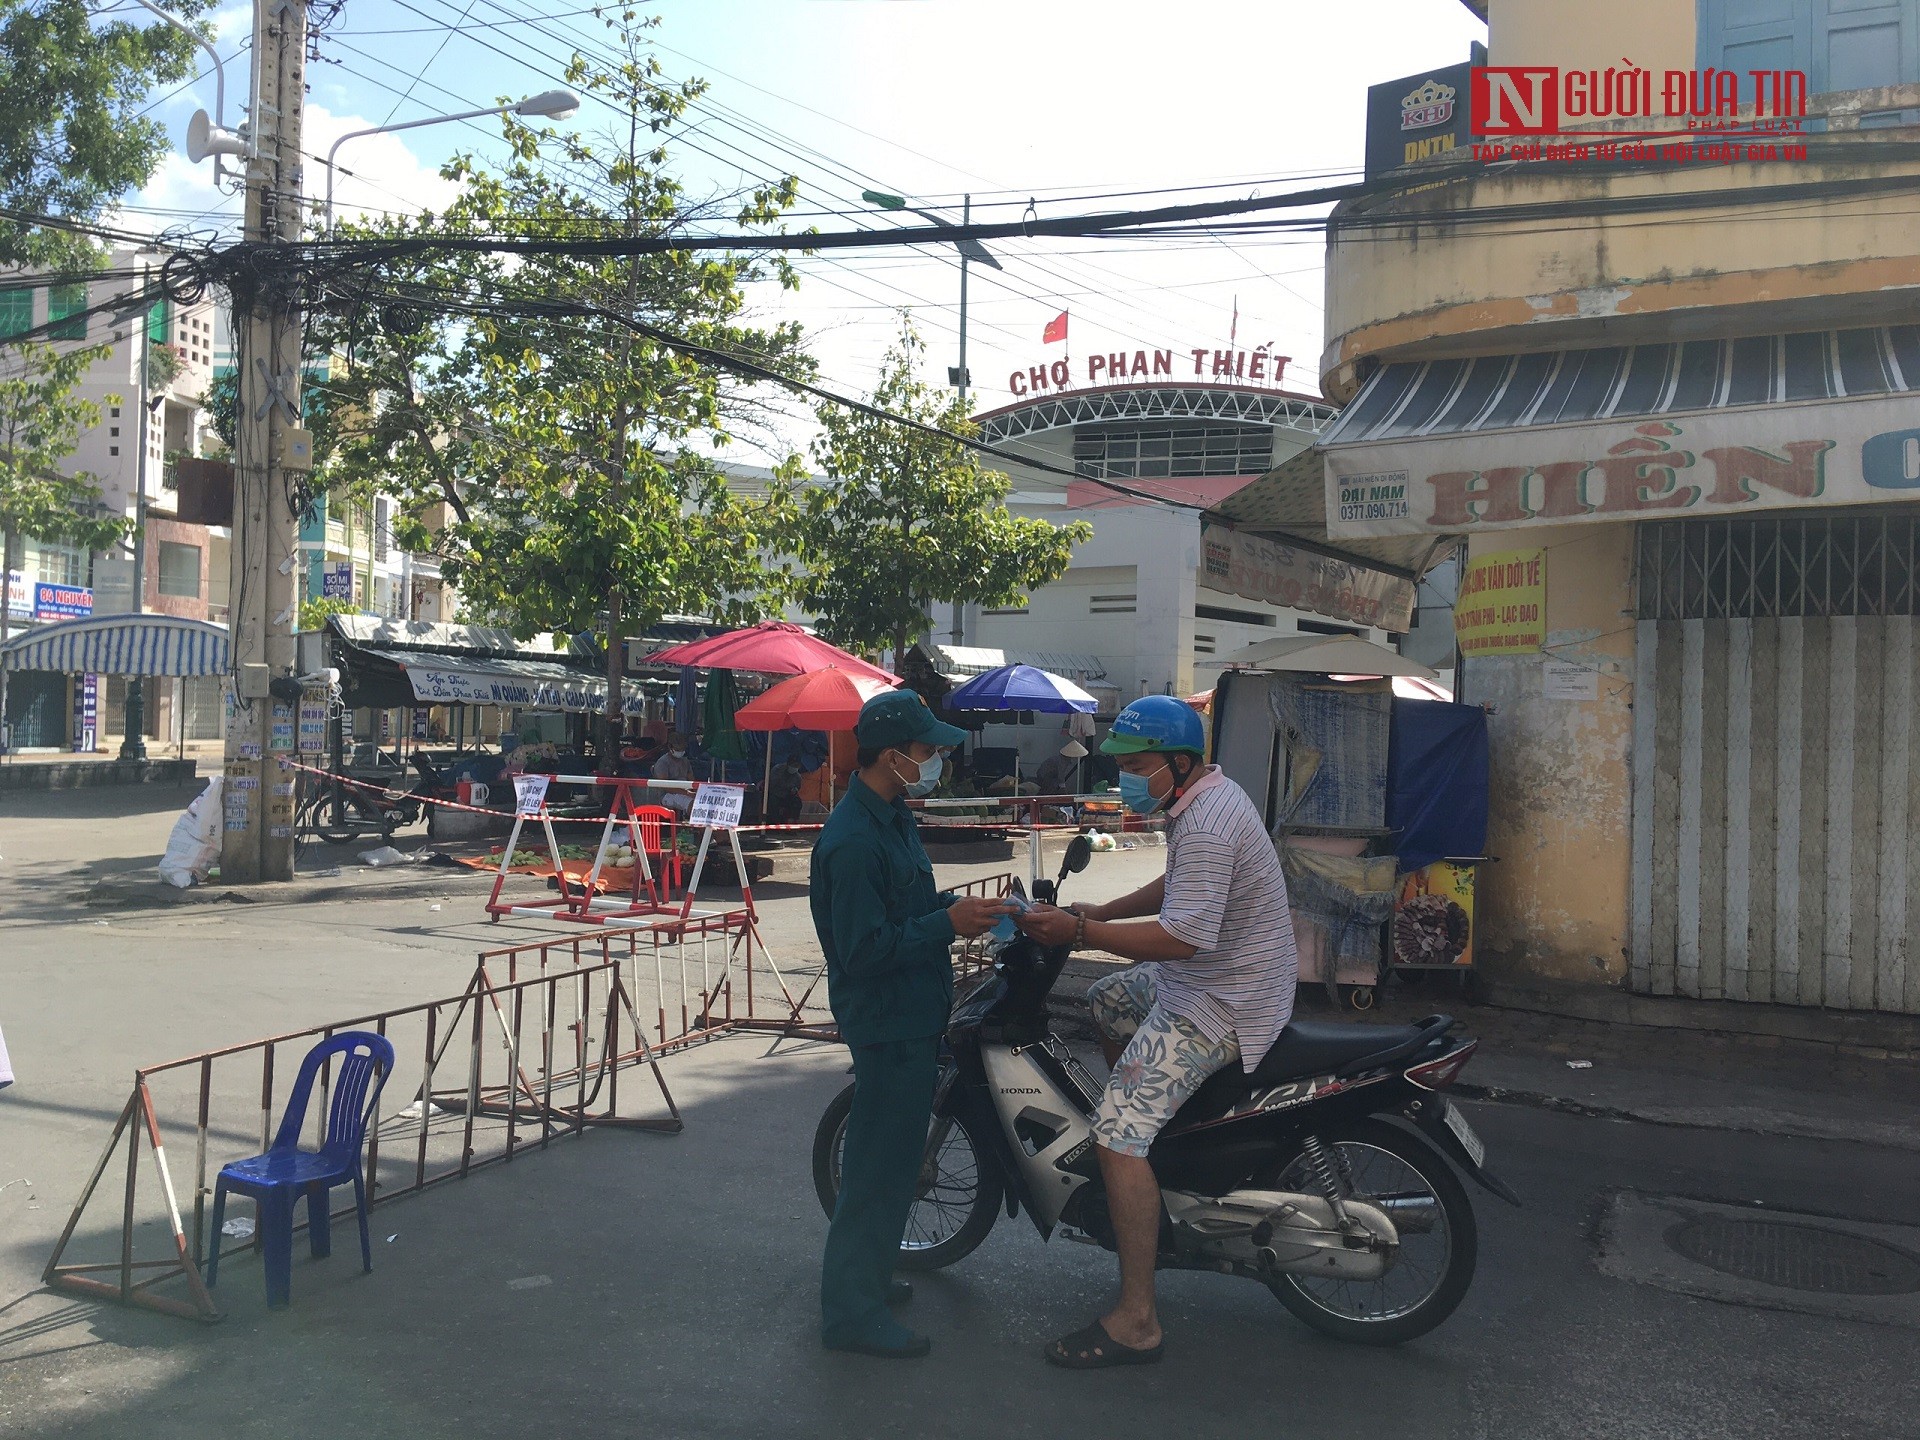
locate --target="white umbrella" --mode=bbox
[1208,632,1439,679]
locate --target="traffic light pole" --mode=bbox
[220,0,307,883]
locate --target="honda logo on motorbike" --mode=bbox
[1472,67,1558,135]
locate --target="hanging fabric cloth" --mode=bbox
[702,667,749,761]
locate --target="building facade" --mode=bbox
[1317,0,1920,1015]
[962,379,1422,775]
[1,248,225,749]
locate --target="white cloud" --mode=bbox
[115,102,466,239]
[302,104,466,230]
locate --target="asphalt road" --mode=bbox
[3,789,1918,1438]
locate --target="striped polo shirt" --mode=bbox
[1154,765,1297,1071]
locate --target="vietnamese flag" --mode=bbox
[1042,310,1068,345]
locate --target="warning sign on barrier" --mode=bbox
[688,783,745,830]
[513,774,550,814]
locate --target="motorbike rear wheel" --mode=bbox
[812,1080,1003,1272]
[1264,1116,1477,1346]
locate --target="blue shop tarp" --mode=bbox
[1387,699,1488,873]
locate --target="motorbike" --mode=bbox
[300,752,459,845]
[812,833,1521,1345]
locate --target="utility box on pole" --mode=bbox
[221,0,307,883]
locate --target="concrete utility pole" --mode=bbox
[221,0,308,882]
[120,261,153,761]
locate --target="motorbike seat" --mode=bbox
[1162,1017,1448,1132]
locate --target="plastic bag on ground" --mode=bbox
[157,776,224,888]
[358,845,414,867]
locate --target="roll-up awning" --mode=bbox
[1321,325,1920,541]
[365,649,645,716]
[0,614,230,675]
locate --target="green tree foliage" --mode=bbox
[0,0,200,266]
[311,12,812,654]
[791,322,1090,663]
[298,593,357,632]
[0,338,132,624]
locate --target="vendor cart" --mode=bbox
[1210,635,1490,1009]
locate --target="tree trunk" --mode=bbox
[0,526,14,745]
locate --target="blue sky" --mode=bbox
[131,0,1484,455]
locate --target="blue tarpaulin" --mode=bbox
[1387,700,1489,873]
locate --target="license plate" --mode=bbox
[1442,1101,1486,1168]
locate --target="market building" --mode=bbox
[955,367,1437,776]
[1309,0,1920,1015]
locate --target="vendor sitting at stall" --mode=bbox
[619,733,663,775]
[768,755,806,824]
[651,731,695,816]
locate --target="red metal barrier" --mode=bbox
[42,960,679,1323]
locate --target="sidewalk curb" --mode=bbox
[1453,1080,1920,1155]
[1473,975,1920,1056]
[77,866,490,911]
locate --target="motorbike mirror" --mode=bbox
[1060,834,1093,877]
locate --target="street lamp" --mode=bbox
[863,188,1003,645]
[323,89,581,234]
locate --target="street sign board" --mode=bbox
[688,782,746,830]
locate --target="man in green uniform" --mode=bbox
[810,690,1008,1359]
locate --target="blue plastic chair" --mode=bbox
[206,1030,395,1309]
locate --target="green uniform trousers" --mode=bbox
[820,1033,941,1343]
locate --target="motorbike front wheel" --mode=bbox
[1264,1116,1478,1346]
[811,1080,1002,1271]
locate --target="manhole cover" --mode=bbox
[1666,1217,1920,1295]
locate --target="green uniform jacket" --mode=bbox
[809,776,957,1046]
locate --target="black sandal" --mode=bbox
[1043,1319,1164,1369]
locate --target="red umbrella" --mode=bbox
[734,667,894,732]
[642,621,898,684]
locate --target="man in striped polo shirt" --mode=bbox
[1015,695,1297,1369]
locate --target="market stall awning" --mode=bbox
[920,643,1119,693]
[0,614,229,675]
[1319,325,1920,543]
[1209,447,1449,578]
[1206,632,1437,679]
[364,649,645,716]
[329,613,563,658]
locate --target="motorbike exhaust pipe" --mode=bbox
[1372,1193,1438,1234]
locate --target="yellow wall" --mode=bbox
[1489,0,1693,74]
[1466,524,1637,986]
[1322,153,1920,398]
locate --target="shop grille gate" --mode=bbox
[1632,513,1920,1012]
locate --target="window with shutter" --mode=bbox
[1699,0,1920,111]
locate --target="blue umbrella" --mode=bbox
[947,663,1097,714]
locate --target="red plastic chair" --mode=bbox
[632,804,683,898]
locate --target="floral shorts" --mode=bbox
[1086,964,1240,1158]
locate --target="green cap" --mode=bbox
[855,690,967,750]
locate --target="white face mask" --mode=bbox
[892,749,943,798]
[669,750,686,759]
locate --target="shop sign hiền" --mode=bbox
[1327,396,1920,539]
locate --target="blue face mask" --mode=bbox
[1118,764,1170,815]
[894,749,944,798]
